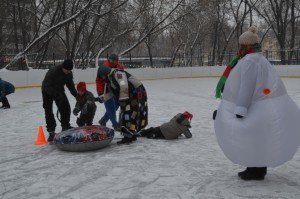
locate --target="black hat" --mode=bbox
[62,59,74,70]
[108,54,119,61]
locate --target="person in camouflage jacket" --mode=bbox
[138,112,193,140]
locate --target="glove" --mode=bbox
[95,95,104,103]
[73,108,80,116]
[236,114,244,119]
[82,104,88,114]
[213,110,217,120]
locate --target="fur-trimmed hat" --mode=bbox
[77,82,86,92]
[62,59,74,70]
[239,26,260,45]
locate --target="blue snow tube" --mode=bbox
[53,125,114,152]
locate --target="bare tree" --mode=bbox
[249,0,300,64]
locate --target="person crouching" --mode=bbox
[73,82,97,127]
[137,111,193,139]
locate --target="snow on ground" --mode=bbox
[0,78,300,199]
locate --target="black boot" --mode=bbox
[98,118,106,126]
[47,132,56,143]
[62,126,74,131]
[117,127,137,145]
[238,167,266,181]
[213,110,217,120]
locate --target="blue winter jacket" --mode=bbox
[0,78,15,100]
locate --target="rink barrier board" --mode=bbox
[1,65,300,89]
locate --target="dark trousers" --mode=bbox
[0,96,10,108]
[140,127,165,139]
[42,91,71,132]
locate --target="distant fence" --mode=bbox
[1,49,300,70]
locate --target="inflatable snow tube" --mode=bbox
[53,125,114,152]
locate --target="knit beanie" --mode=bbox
[108,54,119,61]
[62,59,74,70]
[239,26,260,45]
[182,111,193,121]
[77,82,86,92]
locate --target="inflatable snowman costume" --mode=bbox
[214,28,300,168]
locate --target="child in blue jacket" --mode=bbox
[0,78,15,109]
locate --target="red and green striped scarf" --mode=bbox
[215,45,262,98]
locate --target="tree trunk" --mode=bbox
[13,5,19,53]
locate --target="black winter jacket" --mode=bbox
[42,65,77,97]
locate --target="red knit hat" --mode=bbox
[182,111,193,121]
[77,82,86,92]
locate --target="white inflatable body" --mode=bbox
[214,53,300,167]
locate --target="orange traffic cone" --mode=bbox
[35,126,48,145]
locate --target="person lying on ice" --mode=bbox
[135,111,193,140]
[0,78,15,109]
[73,82,97,127]
[97,65,148,145]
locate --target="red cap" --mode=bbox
[182,111,193,121]
[77,82,86,92]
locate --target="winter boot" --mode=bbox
[114,126,121,132]
[117,127,137,145]
[213,110,217,120]
[47,132,56,143]
[238,167,266,181]
[2,97,10,109]
[98,118,106,126]
[62,126,74,131]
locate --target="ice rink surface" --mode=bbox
[1,78,300,199]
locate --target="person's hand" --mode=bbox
[73,108,80,116]
[95,95,104,103]
[213,110,217,120]
[236,114,244,119]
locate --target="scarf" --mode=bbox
[215,44,262,99]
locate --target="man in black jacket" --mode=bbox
[42,59,77,142]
